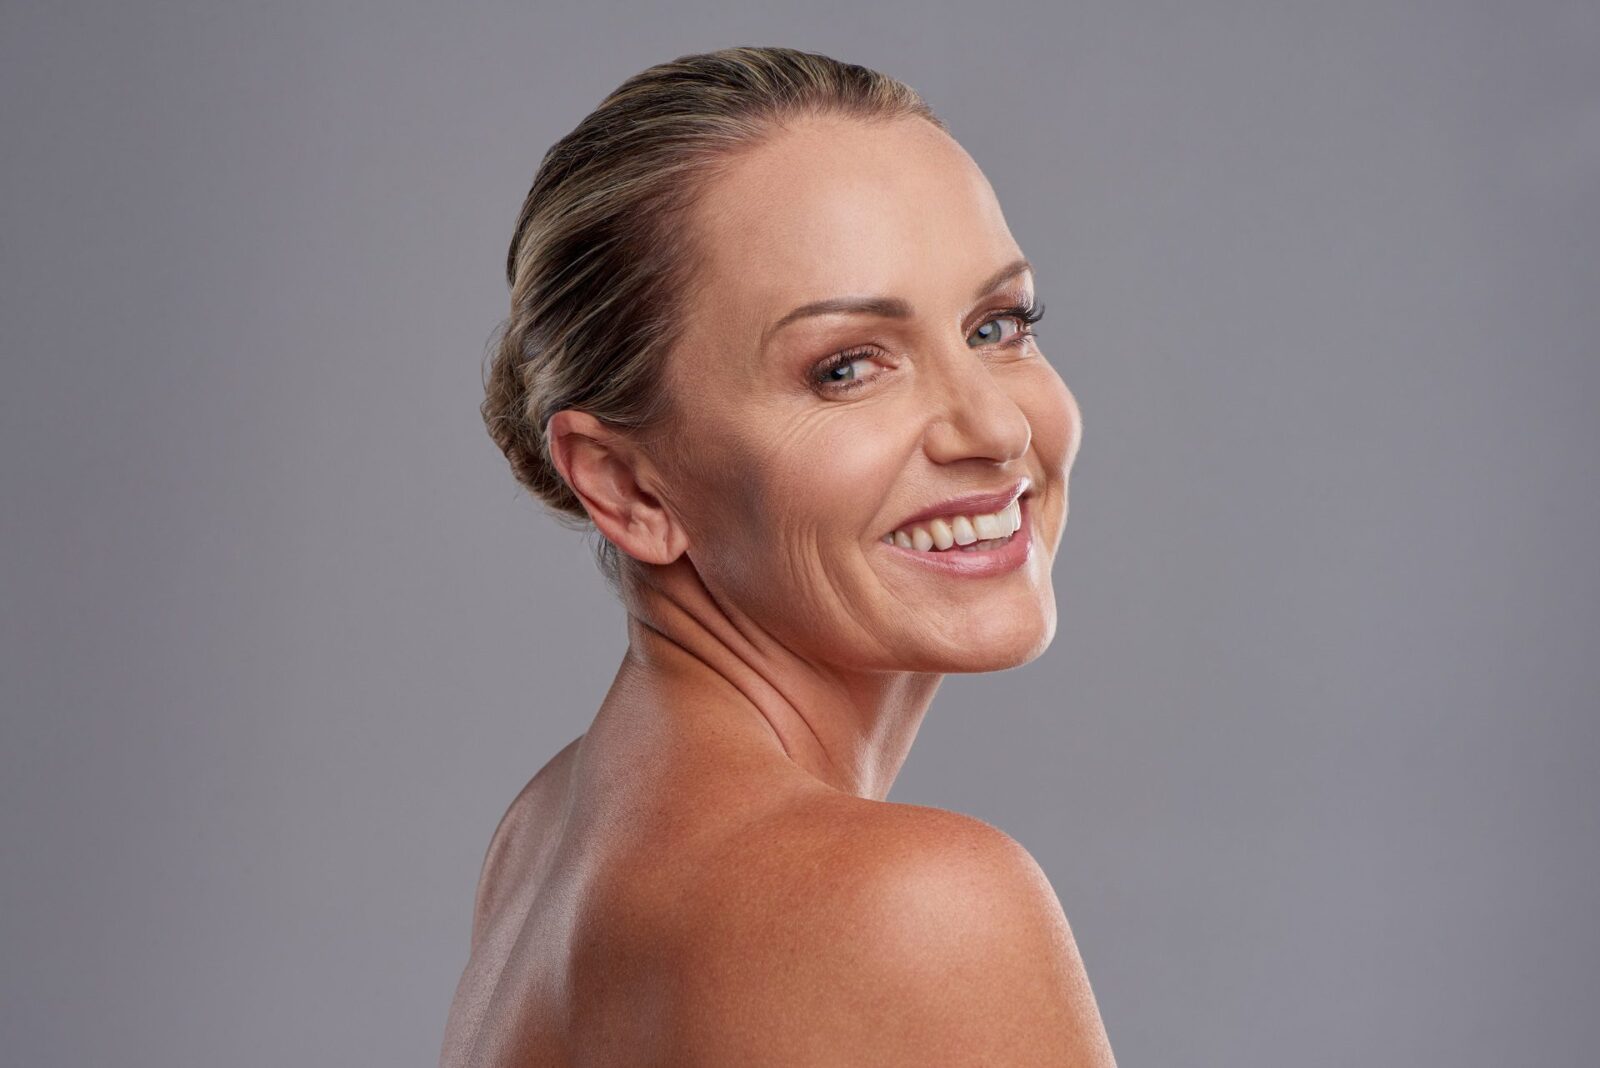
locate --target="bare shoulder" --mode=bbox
[469,733,583,946]
[653,797,1118,1066]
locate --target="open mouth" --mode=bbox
[879,496,1025,554]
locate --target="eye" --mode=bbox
[811,346,882,393]
[968,300,1045,349]
[968,314,1026,347]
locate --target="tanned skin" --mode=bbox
[440,113,1113,1066]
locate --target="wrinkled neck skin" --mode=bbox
[606,554,943,803]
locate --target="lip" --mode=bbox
[887,477,1032,536]
[879,493,1035,578]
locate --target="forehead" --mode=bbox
[685,114,1021,321]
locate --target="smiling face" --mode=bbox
[647,112,1082,674]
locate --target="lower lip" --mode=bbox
[879,495,1035,577]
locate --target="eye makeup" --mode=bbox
[808,295,1045,394]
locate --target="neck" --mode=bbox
[608,556,942,802]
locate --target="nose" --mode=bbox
[920,346,1032,466]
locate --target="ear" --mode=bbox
[545,409,688,566]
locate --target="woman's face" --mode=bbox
[651,113,1082,674]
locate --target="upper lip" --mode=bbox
[887,477,1033,534]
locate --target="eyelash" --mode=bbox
[811,300,1047,394]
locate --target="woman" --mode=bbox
[441,46,1114,1066]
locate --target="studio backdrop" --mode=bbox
[2,2,1597,1065]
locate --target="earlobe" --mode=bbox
[545,409,686,566]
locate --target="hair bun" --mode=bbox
[481,45,942,592]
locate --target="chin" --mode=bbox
[917,595,1059,674]
[970,621,1057,672]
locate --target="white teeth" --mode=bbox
[883,498,1027,553]
[1002,499,1021,533]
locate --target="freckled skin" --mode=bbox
[659,115,1080,678]
[439,115,1110,1067]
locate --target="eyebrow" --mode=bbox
[762,256,1034,346]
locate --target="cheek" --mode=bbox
[743,413,904,557]
[1020,363,1082,478]
[690,411,903,612]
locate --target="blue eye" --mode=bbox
[968,316,1022,346]
[828,357,871,382]
[810,300,1044,395]
[969,300,1046,349]
[812,348,878,392]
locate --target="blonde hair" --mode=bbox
[481,45,946,593]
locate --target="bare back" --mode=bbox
[438,736,583,1067]
[438,727,853,1065]
[438,723,1115,1066]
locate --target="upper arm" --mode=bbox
[658,810,1118,1066]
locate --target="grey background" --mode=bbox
[3,1,1596,1064]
